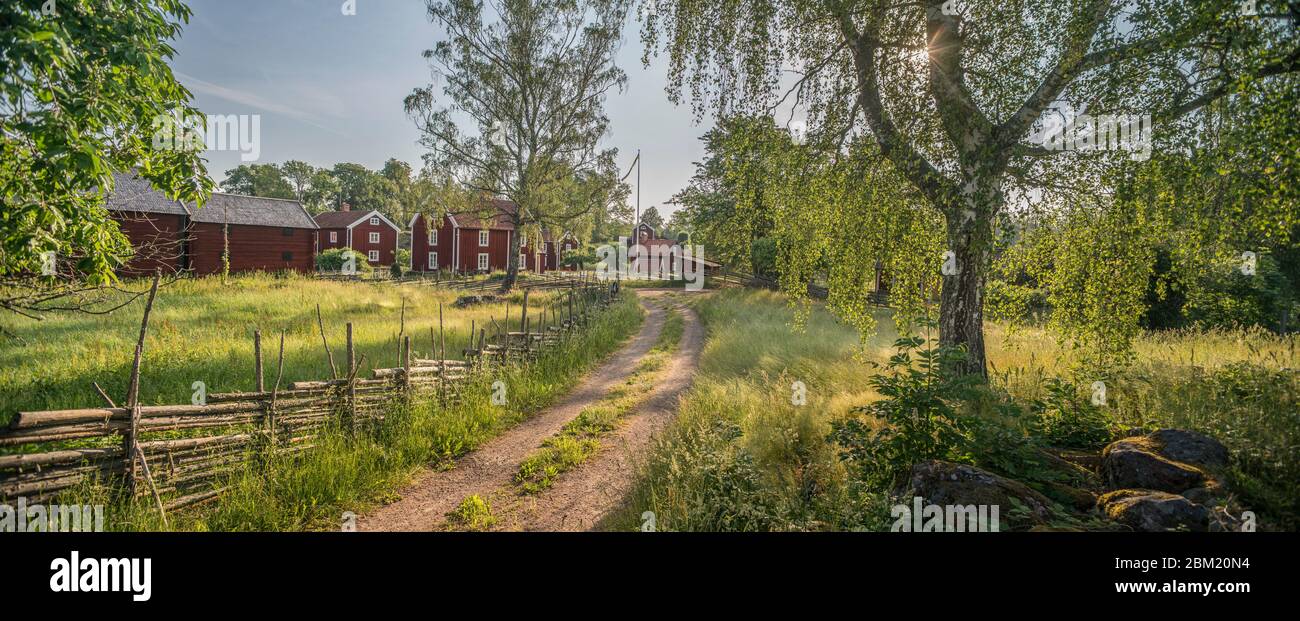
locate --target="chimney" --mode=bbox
[340,202,351,212]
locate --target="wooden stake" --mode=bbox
[125,273,161,498]
[254,331,264,393]
[316,304,338,380]
[346,323,356,434]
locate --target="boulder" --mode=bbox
[903,460,1057,528]
[1146,429,1229,471]
[1180,480,1227,506]
[1040,481,1099,512]
[1101,438,1205,493]
[452,294,500,309]
[1098,490,1210,532]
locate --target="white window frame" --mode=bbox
[329,231,338,243]
[478,230,489,246]
[369,217,379,226]
[428,252,438,270]
[520,233,527,248]
[369,231,380,244]
[428,229,437,246]
[368,250,379,262]
[477,253,489,271]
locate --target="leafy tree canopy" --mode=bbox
[1,0,212,299]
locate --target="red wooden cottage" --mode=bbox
[408,199,576,274]
[519,229,580,272]
[313,207,401,266]
[105,172,319,276]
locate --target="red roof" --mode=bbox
[448,198,517,230]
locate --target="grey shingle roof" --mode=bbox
[104,173,191,216]
[106,172,318,230]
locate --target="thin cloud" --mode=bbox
[175,71,347,137]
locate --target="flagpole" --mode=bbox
[636,148,641,227]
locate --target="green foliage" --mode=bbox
[448,495,496,531]
[639,205,664,230]
[221,164,296,199]
[314,248,374,275]
[1185,253,1293,331]
[749,237,777,277]
[0,0,212,284]
[1028,378,1114,450]
[831,333,980,489]
[331,162,393,214]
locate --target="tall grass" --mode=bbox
[14,278,643,531]
[609,288,1299,531]
[0,273,576,424]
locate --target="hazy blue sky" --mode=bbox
[172,0,712,219]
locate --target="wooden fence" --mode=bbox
[0,277,620,517]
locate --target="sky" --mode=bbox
[171,0,712,220]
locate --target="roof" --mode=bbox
[449,198,517,230]
[106,173,318,229]
[314,209,400,231]
[411,198,519,231]
[104,174,191,216]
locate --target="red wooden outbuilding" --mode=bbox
[105,173,318,276]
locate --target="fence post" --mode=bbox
[254,330,264,393]
[403,335,412,390]
[124,273,160,500]
[346,322,356,435]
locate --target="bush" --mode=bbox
[1028,377,1115,450]
[831,332,980,489]
[315,248,373,274]
[1185,253,1292,332]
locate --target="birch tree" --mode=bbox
[407,0,630,289]
[640,0,1299,375]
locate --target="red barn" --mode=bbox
[105,173,318,276]
[313,208,400,266]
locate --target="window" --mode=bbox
[329,231,338,243]
[369,231,380,244]
[369,217,379,226]
[477,253,489,271]
[368,250,379,262]
[428,230,437,246]
[478,230,489,246]
[281,251,294,261]
[520,234,527,248]
[281,227,294,237]
[428,252,438,269]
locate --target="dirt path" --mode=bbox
[358,290,697,532]
[500,300,703,531]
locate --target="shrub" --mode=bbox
[831,332,980,489]
[1028,377,1115,450]
[315,248,373,274]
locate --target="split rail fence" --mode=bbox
[0,276,620,517]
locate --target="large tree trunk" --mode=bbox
[938,174,1002,378]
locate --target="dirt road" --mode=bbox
[358,290,703,532]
